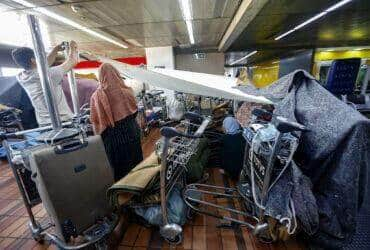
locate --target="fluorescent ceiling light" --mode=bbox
[179,0,195,44]
[9,0,128,49]
[274,0,353,41]
[230,50,257,65]
[326,0,353,12]
[294,12,326,30]
[185,20,195,44]
[126,39,143,47]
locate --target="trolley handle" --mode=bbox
[0,132,19,140]
[160,127,201,139]
[54,139,88,154]
[147,89,164,98]
[183,112,203,124]
[160,117,210,139]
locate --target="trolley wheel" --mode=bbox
[165,233,183,245]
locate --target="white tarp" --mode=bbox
[98,57,272,104]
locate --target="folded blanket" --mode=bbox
[186,138,210,182]
[108,152,160,209]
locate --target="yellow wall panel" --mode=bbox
[314,49,370,61]
[251,62,279,88]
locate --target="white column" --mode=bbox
[145,46,175,98]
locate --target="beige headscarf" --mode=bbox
[90,63,137,134]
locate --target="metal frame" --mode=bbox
[28,15,79,143]
[3,134,118,249]
[27,15,61,130]
[62,41,80,116]
[3,140,49,243]
[158,112,210,244]
[183,113,305,240]
[137,89,168,137]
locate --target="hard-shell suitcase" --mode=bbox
[29,135,114,242]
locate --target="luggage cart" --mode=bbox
[137,89,168,137]
[3,139,44,241]
[183,109,307,240]
[158,112,210,244]
[2,132,118,250]
[0,108,23,138]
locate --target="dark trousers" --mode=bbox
[101,113,143,181]
[221,132,245,179]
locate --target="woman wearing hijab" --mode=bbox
[90,63,143,181]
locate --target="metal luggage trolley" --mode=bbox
[137,89,168,137]
[2,130,118,250]
[157,112,210,244]
[183,108,307,240]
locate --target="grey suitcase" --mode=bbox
[29,135,114,242]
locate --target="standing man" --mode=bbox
[12,41,78,127]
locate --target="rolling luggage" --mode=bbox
[29,135,114,242]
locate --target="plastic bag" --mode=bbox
[133,186,188,226]
[167,97,185,121]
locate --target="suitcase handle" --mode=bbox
[54,139,88,154]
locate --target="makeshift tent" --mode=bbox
[98,57,272,104]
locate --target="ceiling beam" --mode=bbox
[217,0,268,52]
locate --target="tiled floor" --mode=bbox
[0,129,306,249]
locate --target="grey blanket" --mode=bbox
[237,70,370,248]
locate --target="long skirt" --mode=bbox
[101,112,143,181]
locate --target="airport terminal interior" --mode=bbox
[0,0,370,249]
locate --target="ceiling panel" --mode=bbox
[1,0,239,57]
[192,18,230,36]
[106,21,188,39]
[257,0,339,15]
[0,2,14,12]
[142,0,184,22]
[1,0,91,10]
[76,41,145,57]
[191,0,240,19]
[49,29,103,43]
[41,16,74,32]
[229,0,370,51]
[77,0,155,25]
